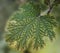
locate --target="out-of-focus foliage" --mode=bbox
[5,0,57,50]
[44,0,50,5]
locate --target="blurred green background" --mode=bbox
[0,0,60,53]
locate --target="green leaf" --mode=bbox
[5,2,56,49]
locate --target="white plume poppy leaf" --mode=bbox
[5,2,57,49]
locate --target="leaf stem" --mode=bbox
[40,0,56,16]
[47,0,56,14]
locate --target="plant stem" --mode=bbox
[47,0,56,14]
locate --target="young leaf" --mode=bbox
[5,2,57,49]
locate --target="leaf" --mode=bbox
[5,2,56,49]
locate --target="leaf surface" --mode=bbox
[5,2,56,49]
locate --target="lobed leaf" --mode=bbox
[5,2,57,49]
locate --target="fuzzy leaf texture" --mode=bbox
[5,2,57,49]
